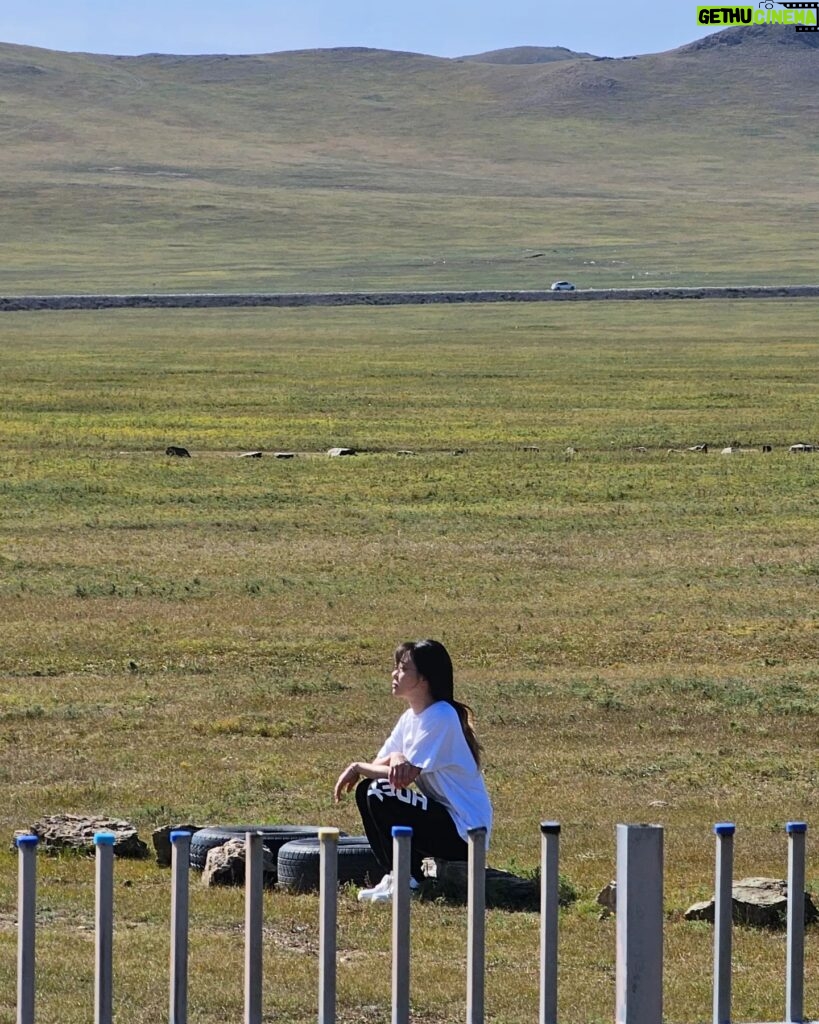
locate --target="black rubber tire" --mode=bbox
[277,836,383,893]
[189,825,328,877]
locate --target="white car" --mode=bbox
[550,280,576,292]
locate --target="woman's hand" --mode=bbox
[388,753,421,790]
[334,762,361,803]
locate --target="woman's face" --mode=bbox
[391,651,427,701]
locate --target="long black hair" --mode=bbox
[394,639,483,768]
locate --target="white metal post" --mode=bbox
[94,831,116,1024]
[169,830,191,1024]
[16,834,38,1024]
[467,827,487,1024]
[244,831,264,1024]
[712,823,735,1024]
[539,822,560,1024]
[318,828,339,1024]
[785,822,807,1024]
[391,826,412,1024]
[615,824,663,1024]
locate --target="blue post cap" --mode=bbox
[94,831,116,846]
[540,821,561,835]
[714,822,736,835]
[16,834,38,848]
[170,830,192,843]
[786,821,807,834]
[391,826,413,838]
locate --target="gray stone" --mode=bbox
[684,877,818,929]
[420,857,575,911]
[13,814,149,858]
[597,880,617,915]
[201,837,277,887]
[151,823,204,867]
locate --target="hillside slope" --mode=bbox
[0,26,816,292]
[458,45,597,63]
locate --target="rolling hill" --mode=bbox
[0,25,816,293]
[458,45,597,63]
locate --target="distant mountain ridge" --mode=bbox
[457,45,597,64]
[0,25,814,150]
[0,24,816,294]
[3,22,818,63]
[676,22,819,52]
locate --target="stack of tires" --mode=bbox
[189,825,325,883]
[188,825,381,892]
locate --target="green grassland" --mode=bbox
[1,27,818,295]
[0,300,817,1022]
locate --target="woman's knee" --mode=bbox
[354,777,372,814]
[357,778,407,826]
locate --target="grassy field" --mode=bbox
[0,299,817,1022]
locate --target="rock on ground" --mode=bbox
[151,823,205,867]
[685,877,818,928]
[13,814,149,858]
[201,837,277,887]
[420,857,574,911]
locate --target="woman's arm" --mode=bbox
[333,753,421,802]
[333,760,390,803]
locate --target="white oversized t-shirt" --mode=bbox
[376,701,492,844]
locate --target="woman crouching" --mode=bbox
[334,639,492,902]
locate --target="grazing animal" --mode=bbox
[165,446,191,458]
[762,445,772,453]
[687,444,708,453]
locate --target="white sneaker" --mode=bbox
[357,873,393,902]
[357,874,420,904]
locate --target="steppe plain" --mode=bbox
[0,23,817,1024]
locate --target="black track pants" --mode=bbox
[355,777,468,880]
